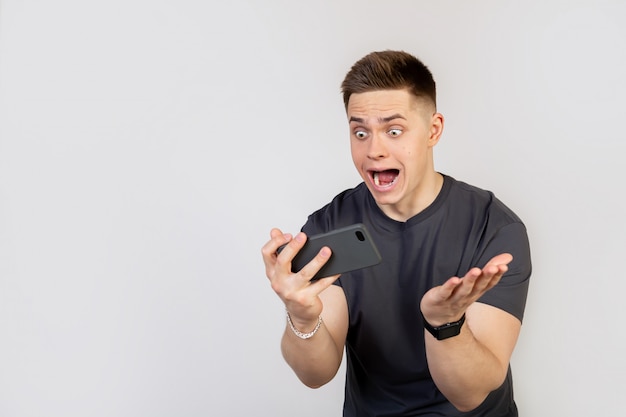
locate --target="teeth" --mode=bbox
[373,172,380,186]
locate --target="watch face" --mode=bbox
[423,314,465,340]
[432,314,466,340]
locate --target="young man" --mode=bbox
[261,50,531,417]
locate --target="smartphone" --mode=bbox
[277,223,382,281]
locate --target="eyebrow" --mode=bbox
[349,113,406,124]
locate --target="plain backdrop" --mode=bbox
[1,1,625,416]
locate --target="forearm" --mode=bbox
[281,320,343,388]
[425,325,509,411]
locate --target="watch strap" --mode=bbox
[422,313,466,340]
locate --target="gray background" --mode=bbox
[1,1,624,416]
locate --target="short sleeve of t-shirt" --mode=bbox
[473,220,532,322]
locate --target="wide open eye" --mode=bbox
[388,128,402,137]
[354,130,368,139]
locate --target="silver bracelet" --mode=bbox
[286,311,322,339]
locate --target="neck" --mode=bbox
[379,172,444,222]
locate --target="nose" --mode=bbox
[367,133,388,160]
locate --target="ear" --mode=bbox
[428,112,444,147]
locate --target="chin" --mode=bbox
[369,191,400,207]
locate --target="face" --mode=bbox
[347,89,444,221]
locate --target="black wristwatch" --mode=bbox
[422,313,466,340]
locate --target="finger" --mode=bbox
[444,266,497,304]
[308,272,341,293]
[270,227,284,239]
[275,232,307,264]
[432,276,463,301]
[449,268,482,298]
[261,228,293,277]
[447,267,481,296]
[481,264,508,291]
[297,246,333,281]
[458,254,512,295]
[261,228,291,257]
[463,263,508,297]
[485,253,513,268]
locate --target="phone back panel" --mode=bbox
[292,223,382,280]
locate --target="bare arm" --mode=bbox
[262,228,348,388]
[281,285,348,387]
[420,254,520,412]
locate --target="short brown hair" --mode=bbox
[340,50,436,110]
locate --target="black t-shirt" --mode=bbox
[302,175,532,417]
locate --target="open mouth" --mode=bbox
[371,169,399,187]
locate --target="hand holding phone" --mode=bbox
[277,223,382,281]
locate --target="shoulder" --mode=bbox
[446,175,495,205]
[444,175,523,225]
[302,183,371,234]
